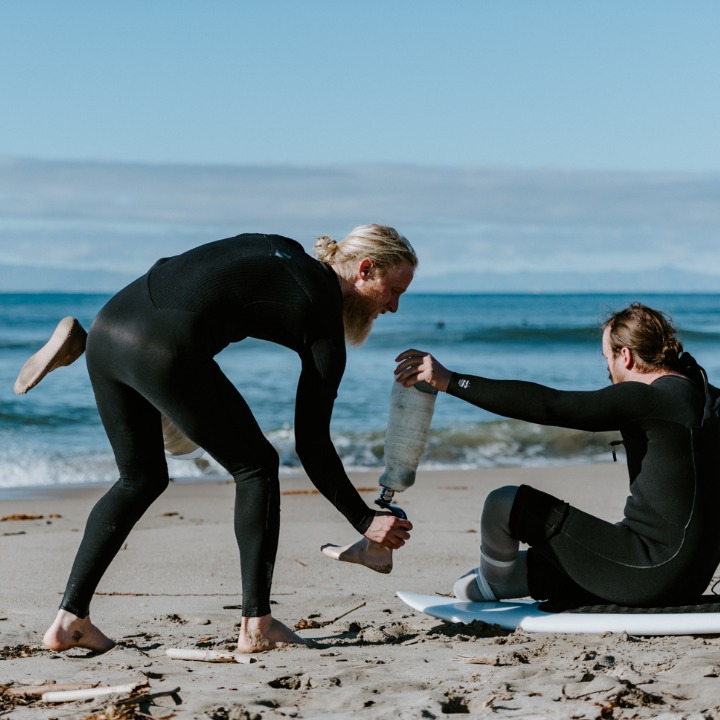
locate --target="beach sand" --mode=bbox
[2,465,719,719]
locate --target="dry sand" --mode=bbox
[2,465,720,719]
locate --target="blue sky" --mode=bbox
[3,0,719,170]
[1,1,719,290]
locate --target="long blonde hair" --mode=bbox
[314,224,417,278]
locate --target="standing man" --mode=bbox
[42,225,416,654]
[395,303,720,608]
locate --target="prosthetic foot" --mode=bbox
[14,317,87,394]
[321,537,394,574]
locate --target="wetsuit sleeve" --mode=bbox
[446,373,658,432]
[294,341,375,534]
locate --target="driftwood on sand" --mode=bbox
[166,648,258,664]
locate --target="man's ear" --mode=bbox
[620,346,634,369]
[358,258,374,280]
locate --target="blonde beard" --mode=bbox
[343,293,377,347]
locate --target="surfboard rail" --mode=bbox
[396,591,720,636]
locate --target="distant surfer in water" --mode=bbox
[33,226,415,654]
[395,303,720,607]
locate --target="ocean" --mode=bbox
[2,292,719,494]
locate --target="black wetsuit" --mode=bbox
[447,371,720,606]
[60,234,375,618]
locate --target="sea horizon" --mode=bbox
[3,291,719,494]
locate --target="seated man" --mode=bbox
[395,303,720,607]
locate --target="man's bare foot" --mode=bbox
[320,537,393,574]
[43,609,116,654]
[14,317,87,394]
[237,614,317,653]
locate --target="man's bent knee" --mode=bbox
[482,486,518,526]
[115,466,170,499]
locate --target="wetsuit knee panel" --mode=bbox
[225,444,280,482]
[115,465,170,497]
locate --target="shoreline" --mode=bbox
[3,465,720,719]
[0,459,622,503]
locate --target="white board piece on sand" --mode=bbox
[396,591,720,636]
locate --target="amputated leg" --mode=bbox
[454,485,530,600]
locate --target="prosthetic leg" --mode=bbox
[321,379,437,572]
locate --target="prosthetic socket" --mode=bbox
[375,380,438,518]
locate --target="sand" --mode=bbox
[2,465,720,719]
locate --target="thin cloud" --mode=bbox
[1,157,719,281]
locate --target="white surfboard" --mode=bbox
[396,591,720,636]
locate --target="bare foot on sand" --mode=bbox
[14,317,87,394]
[237,614,317,653]
[43,610,116,654]
[320,537,393,574]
